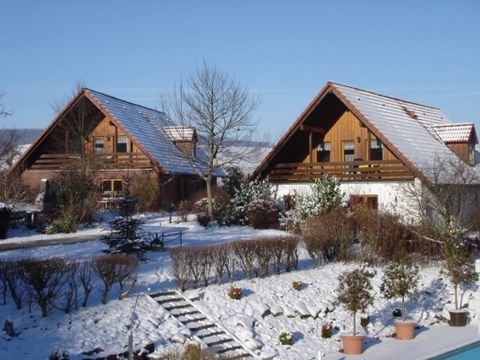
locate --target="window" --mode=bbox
[116,136,128,153]
[316,142,331,162]
[350,195,378,210]
[94,137,105,154]
[102,180,123,198]
[370,139,383,161]
[343,141,355,162]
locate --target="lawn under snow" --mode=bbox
[0,213,478,359]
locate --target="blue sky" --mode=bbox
[1,0,479,140]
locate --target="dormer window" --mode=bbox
[116,136,128,153]
[94,137,105,154]
[316,142,331,162]
[370,139,383,161]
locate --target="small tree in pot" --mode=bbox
[337,266,374,355]
[380,255,420,339]
[442,240,478,326]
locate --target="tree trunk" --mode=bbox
[206,172,213,220]
[454,283,458,310]
[353,311,356,336]
[402,295,406,321]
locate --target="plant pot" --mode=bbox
[394,321,416,340]
[449,310,468,326]
[341,335,365,355]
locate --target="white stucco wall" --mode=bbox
[275,179,423,221]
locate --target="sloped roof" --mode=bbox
[430,123,477,143]
[255,82,479,183]
[162,126,196,142]
[85,89,222,176]
[9,89,222,177]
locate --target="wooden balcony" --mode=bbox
[268,159,413,182]
[30,153,152,170]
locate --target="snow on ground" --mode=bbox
[0,213,479,359]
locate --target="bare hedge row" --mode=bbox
[169,235,299,291]
[0,254,138,317]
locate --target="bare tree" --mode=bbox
[166,63,261,219]
[404,156,479,242]
[0,91,11,119]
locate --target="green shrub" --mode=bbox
[46,213,76,234]
[279,331,294,345]
[292,281,303,291]
[321,323,333,338]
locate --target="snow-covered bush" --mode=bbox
[233,240,257,279]
[0,259,23,309]
[280,176,343,232]
[301,207,353,264]
[230,178,276,225]
[380,255,420,321]
[337,267,374,336]
[93,254,138,304]
[170,247,191,291]
[354,206,420,264]
[228,285,242,300]
[441,240,478,310]
[247,198,279,229]
[210,243,232,284]
[17,257,71,317]
[278,331,294,345]
[78,260,94,307]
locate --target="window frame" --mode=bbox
[316,142,331,163]
[116,135,129,153]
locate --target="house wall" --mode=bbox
[87,116,144,154]
[275,179,420,221]
[302,110,397,163]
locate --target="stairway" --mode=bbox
[150,291,257,359]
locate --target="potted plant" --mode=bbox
[380,255,420,339]
[442,240,478,326]
[337,267,374,355]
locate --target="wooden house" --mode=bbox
[254,82,480,217]
[9,88,219,209]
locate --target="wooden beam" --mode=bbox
[300,125,326,134]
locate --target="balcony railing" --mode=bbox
[30,153,152,170]
[268,159,413,182]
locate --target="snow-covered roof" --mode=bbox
[430,123,475,143]
[85,89,222,176]
[162,126,196,142]
[332,83,461,172]
[255,82,480,183]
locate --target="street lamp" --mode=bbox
[128,282,150,360]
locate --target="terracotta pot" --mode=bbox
[449,310,468,326]
[341,335,365,355]
[394,321,416,340]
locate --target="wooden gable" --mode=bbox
[10,91,158,174]
[255,84,415,183]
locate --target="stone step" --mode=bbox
[150,291,177,297]
[188,323,216,332]
[171,309,200,317]
[197,330,226,339]
[156,297,184,304]
[182,316,207,324]
[163,303,192,311]
[215,345,242,354]
[205,337,234,347]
